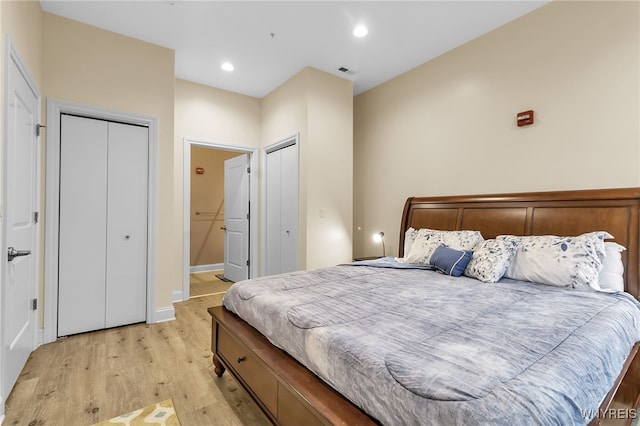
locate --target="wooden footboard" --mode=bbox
[208,306,379,426]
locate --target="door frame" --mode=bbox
[182,138,258,301]
[43,99,158,344]
[1,35,41,420]
[262,133,299,276]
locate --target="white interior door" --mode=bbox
[2,49,39,397]
[58,115,148,336]
[223,154,249,282]
[265,142,298,276]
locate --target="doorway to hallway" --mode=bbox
[182,138,258,301]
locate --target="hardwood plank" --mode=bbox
[4,294,270,426]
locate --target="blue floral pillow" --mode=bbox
[429,245,473,277]
[464,238,520,283]
[405,229,483,265]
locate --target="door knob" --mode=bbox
[220,225,227,231]
[8,247,31,262]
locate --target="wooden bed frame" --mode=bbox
[209,187,640,425]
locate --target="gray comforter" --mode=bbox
[222,264,640,425]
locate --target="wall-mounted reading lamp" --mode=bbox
[373,232,386,257]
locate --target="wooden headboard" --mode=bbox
[398,188,640,299]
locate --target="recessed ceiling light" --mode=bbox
[353,25,368,38]
[221,62,234,72]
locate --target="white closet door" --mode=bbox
[105,122,148,327]
[265,149,282,276]
[58,115,148,336]
[279,144,298,273]
[58,115,108,336]
[265,142,298,276]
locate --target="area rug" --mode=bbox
[91,399,181,426]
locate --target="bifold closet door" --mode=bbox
[58,115,148,336]
[105,122,148,328]
[265,143,298,276]
[58,115,108,335]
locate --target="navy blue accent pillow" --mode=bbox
[430,245,473,277]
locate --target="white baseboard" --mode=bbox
[190,263,223,273]
[153,305,176,323]
[172,290,184,303]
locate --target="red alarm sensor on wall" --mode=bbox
[517,110,534,127]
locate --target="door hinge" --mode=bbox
[246,166,251,174]
[34,211,39,223]
[246,260,250,266]
[246,213,250,219]
[36,124,46,137]
[32,298,37,310]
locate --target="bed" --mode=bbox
[208,187,640,425]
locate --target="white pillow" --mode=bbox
[405,230,483,265]
[441,230,484,251]
[464,238,520,283]
[405,232,443,265]
[403,227,419,258]
[498,232,607,290]
[598,242,626,291]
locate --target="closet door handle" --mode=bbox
[220,225,227,231]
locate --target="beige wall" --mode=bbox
[353,0,640,258]
[190,147,238,266]
[1,1,42,84]
[42,13,177,310]
[261,70,309,269]
[305,69,354,269]
[178,68,353,274]
[174,79,261,146]
[262,67,353,270]
[174,78,261,277]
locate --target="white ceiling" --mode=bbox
[40,1,549,98]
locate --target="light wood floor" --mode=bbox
[4,295,270,426]
[190,271,234,299]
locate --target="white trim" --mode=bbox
[1,35,41,417]
[44,99,159,343]
[264,133,298,154]
[172,290,184,304]
[261,133,299,276]
[154,306,176,323]
[182,138,259,301]
[190,263,223,273]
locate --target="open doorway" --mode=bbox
[182,138,258,302]
[189,147,238,298]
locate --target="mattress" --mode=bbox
[222,264,640,425]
